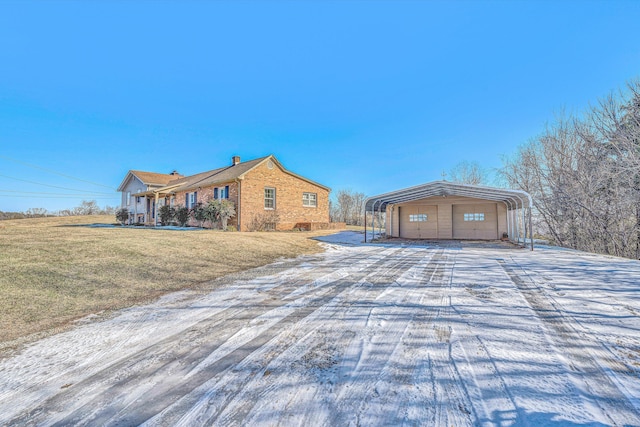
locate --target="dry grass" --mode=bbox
[0,215,336,346]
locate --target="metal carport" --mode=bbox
[364,181,534,250]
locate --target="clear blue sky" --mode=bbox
[1,0,639,212]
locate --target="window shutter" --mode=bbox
[214,188,218,199]
[194,191,197,205]
[225,185,229,199]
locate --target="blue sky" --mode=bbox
[1,0,639,212]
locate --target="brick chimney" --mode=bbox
[232,156,241,166]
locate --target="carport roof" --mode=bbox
[364,181,532,211]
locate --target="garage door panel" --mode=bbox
[452,203,497,240]
[399,205,437,239]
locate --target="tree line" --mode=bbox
[0,200,117,221]
[501,79,640,259]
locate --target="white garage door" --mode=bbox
[399,205,438,239]
[452,203,498,240]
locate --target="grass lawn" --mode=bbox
[0,215,336,347]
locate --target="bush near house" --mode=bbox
[115,208,129,225]
[158,205,175,226]
[175,206,190,227]
[247,211,280,232]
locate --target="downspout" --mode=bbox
[235,178,242,231]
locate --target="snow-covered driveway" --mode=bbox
[1,231,639,426]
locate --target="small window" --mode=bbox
[464,213,485,221]
[409,214,427,222]
[302,192,317,207]
[215,185,229,199]
[264,187,276,209]
[186,192,197,208]
[126,191,131,206]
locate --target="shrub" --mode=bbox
[115,208,130,225]
[158,205,176,226]
[174,206,190,227]
[192,202,207,228]
[247,211,280,231]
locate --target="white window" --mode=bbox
[264,187,275,209]
[215,186,229,199]
[464,213,485,221]
[302,192,317,207]
[409,214,427,222]
[126,191,131,206]
[185,192,197,208]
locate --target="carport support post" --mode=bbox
[364,209,367,243]
[371,201,377,242]
[515,208,521,245]
[529,206,534,251]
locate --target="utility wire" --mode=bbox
[0,173,115,194]
[0,154,116,189]
[0,194,118,199]
[0,189,119,196]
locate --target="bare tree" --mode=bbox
[500,79,640,259]
[448,161,489,185]
[330,189,366,226]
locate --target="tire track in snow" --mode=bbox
[318,248,473,427]
[324,249,445,427]
[498,258,640,427]
[167,247,434,427]
[202,247,431,427]
[4,247,390,426]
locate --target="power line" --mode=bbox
[0,173,115,194]
[0,154,116,189]
[0,189,120,196]
[0,194,118,199]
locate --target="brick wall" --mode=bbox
[166,159,331,231]
[239,160,330,231]
[173,182,239,228]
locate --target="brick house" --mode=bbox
[117,155,333,231]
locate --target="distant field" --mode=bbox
[0,215,336,347]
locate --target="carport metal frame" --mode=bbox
[364,181,534,250]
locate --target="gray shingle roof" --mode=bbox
[162,156,269,192]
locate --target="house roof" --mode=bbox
[364,181,532,211]
[117,170,184,191]
[130,155,330,196]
